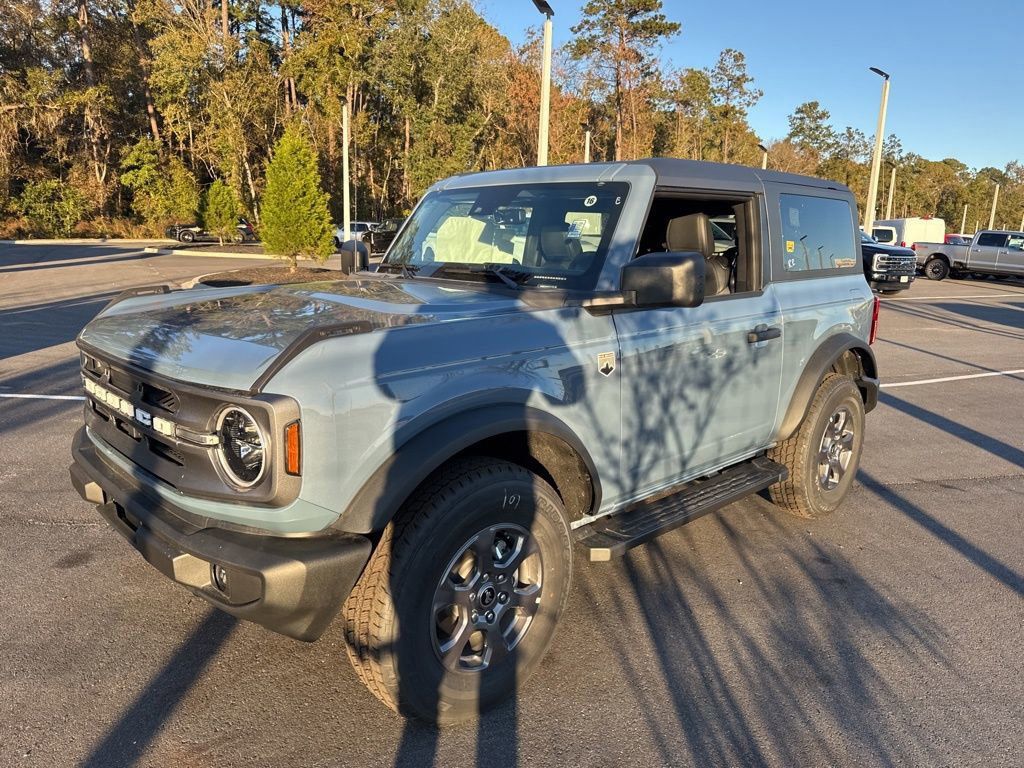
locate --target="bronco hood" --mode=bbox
[78,278,524,390]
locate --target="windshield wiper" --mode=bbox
[377,262,419,278]
[436,263,532,290]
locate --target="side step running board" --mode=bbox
[577,456,787,562]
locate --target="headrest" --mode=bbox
[540,226,580,265]
[666,213,714,258]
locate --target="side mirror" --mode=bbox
[621,251,706,308]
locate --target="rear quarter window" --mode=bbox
[778,193,859,274]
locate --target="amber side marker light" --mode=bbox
[285,421,302,476]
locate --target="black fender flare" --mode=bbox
[334,404,601,535]
[774,333,878,443]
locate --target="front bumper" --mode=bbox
[70,427,371,641]
[869,273,914,291]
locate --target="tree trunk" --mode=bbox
[403,115,411,205]
[127,0,161,142]
[221,0,229,42]
[77,0,108,195]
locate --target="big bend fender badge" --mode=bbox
[597,351,616,377]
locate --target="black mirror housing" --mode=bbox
[621,251,706,308]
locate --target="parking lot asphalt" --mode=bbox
[1,247,1022,768]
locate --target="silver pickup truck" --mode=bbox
[915,229,1024,280]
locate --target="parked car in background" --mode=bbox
[945,233,971,245]
[873,216,945,249]
[860,232,916,293]
[365,218,404,255]
[166,218,255,244]
[870,225,898,245]
[914,229,1024,279]
[333,221,377,251]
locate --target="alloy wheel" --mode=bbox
[431,524,542,672]
[817,407,855,491]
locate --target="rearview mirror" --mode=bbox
[621,251,706,308]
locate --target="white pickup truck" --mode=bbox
[914,229,1024,280]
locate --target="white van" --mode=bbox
[873,217,945,249]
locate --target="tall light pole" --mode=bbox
[532,1,555,166]
[884,164,896,219]
[863,67,890,232]
[583,129,592,163]
[757,143,768,170]
[961,203,968,234]
[988,183,1000,230]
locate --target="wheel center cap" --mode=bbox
[479,585,496,608]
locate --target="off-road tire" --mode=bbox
[767,373,865,519]
[342,457,573,724]
[924,257,949,280]
[179,229,195,243]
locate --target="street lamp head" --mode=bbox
[531,0,555,16]
[757,143,768,153]
[869,66,890,80]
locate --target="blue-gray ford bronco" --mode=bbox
[70,159,880,723]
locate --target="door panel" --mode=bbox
[996,234,1024,274]
[613,289,784,501]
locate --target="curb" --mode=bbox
[142,246,277,259]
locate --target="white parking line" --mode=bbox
[0,393,85,401]
[881,369,1024,389]
[883,292,1024,301]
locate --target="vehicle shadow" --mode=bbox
[858,471,1023,597]
[878,391,1024,469]
[880,301,1024,343]
[0,292,121,361]
[79,611,236,768]
[0,250,156,274]
[577,497,953,766]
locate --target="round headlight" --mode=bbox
[216,407,266,487]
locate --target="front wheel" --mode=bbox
[343,458,573,724]
[767,373,865,519]
[924,257,949,280]
[179,229,196,243]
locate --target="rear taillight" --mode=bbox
[869,296,880,345]
[900,241,907,247]
[910,243,917,250]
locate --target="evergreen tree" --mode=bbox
[261,126,334,267]
[569,0,680,161]
[201,179,239,245]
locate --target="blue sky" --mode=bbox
[477,0,1022,170]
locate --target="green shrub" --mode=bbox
[18,180,88,237]
[261,126,333,266]
[120,137,199,230]
[201,179,239,244]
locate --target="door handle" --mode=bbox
[747,324,781,344]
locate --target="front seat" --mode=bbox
[665,213,731,296]
[539,226,584,269]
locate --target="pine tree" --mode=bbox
[260,127,334,267]
[201,179,239,245]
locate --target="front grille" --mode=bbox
[873,254,916,274]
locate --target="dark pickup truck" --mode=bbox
[860,232,916,294]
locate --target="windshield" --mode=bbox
[383,182,629,289]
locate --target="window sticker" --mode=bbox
[788,208,801,227]
[786,240,795,253]
[584,195,598,207]
[567,219,588,239]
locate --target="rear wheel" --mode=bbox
[179,229,196,243]
[767,373,865,519]
[924,257,949,280]
[343,458,573,724]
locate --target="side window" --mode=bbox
[976,232,1008,247]
[634,194,761,296]
[1007,235,1024,251]
[779,194,858,272]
